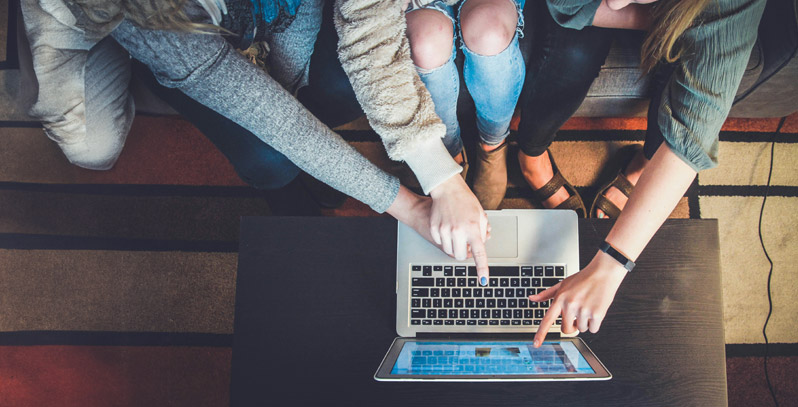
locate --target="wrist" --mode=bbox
[429,174,465,199]
[591,250,630,280]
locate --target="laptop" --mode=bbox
[375,209,611,381]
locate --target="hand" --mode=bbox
[386,185,441,251]
[428,175,490,285]
[530,251,628,347]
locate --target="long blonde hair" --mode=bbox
[640,0,713,74]
[72,0,212,32]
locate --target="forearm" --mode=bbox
[603,144,697,261]
[591,0,653,30]
[112,20,400,213]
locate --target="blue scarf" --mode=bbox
[251,0,301,26]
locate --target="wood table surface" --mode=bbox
[231,217,726,407]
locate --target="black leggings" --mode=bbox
[516,2,671,160]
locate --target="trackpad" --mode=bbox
[485,216,518,258]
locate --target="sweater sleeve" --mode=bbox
[657,0,766,172]
[546,0,602,29]
[333,0,461,194]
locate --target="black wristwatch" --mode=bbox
[599,241,635,272]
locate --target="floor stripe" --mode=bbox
[687,178,701,219]
[0,233,239,252]
[0,182,261,197]
[698,185,798,197]
[0,331,232,347]
[0,120,41,127]
[726,343,798,357]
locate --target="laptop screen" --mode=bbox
[390,340,595,376]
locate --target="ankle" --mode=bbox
[480,141,504,153]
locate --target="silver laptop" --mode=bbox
[375,209,611,381]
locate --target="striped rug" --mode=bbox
[2,0,796,405]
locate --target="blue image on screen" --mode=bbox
[391,341,595,375]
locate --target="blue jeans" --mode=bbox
[411,0,526,156]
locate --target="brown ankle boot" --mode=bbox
[472,142,508,210]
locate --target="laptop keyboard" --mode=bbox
[409,265,563,327]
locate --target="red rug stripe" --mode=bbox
[780,111,798,134]
[510,115,786,133]
[71,115,247,187]
[0,346,230,407]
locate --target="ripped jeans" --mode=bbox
[410,0,526,156]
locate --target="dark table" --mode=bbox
[231,217,726,406]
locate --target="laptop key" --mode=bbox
[492,310,501,318]
[445,320,454,325]
[545,266,554,276]
[534,320,541,325]
[422,320,432,325]
[489,279,499,287]
[465,299,475,308]
[444,266,453,276]
[470,310,479,318]
[433,320,443,325]
[524,309,534,318]
[444,299,453,308]
[412,288,428,297]
[534,266,544,276]
[508,299,517,308]
[412,299,420,307]
[463,289,472,297]
[513,310,522,319]
[411,320,421,325]
[457,278,467,287]
[555,266,565,276]
[412,265,422,272]
[449,309,458,318]
[512,320,521,326]
[500,320,510,325]
[476,299,485,308]
[427,309,437,319]
[456,320,465,325]
[455,299,464,308]
[473,288,482,297]
[516,289,525,297]
[497,299,507,308]
[522,320,533,325]
[442,288,451,297]
[468,278,477,287]
[431,288,440,297]
[460,310,469,318]
[447,278,456,287]
[478,320,487,325]
[423,266,432,276]
[503,310,512,319]
[412,278,434,287]
[484,288,493,297]
[411,309,426,318]
[467,320,477,325]
[436,278,445,287]
[489,320,499,325]
[521,278,531,287]
[500,278,509,287]
[481,309,490,318]
[487,299,496,308]
[455,266,467,276]
[521,266,533,276]
[433,299,442,308]
[543,278,562,287]
[423,299,431,308]
[505,289,515,297]
[511,278,520,287]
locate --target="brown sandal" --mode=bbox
[531,150,587,217]
[590,144,643,218]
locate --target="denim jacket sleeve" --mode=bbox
[657,0,766,172]
[333,0,462,194]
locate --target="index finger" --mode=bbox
[533,300,561,347]
[469,233,490,286]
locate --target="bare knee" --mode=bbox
[406,9,455,70]
[460,0,518,56]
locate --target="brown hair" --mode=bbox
[640,0,713,74]
[71,0,216,32]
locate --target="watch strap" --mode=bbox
[599,241,635,272]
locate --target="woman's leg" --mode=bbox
[593,62,677,218]
[516,2,614,208]
[460,0,525,147]
[406,5,463,158]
